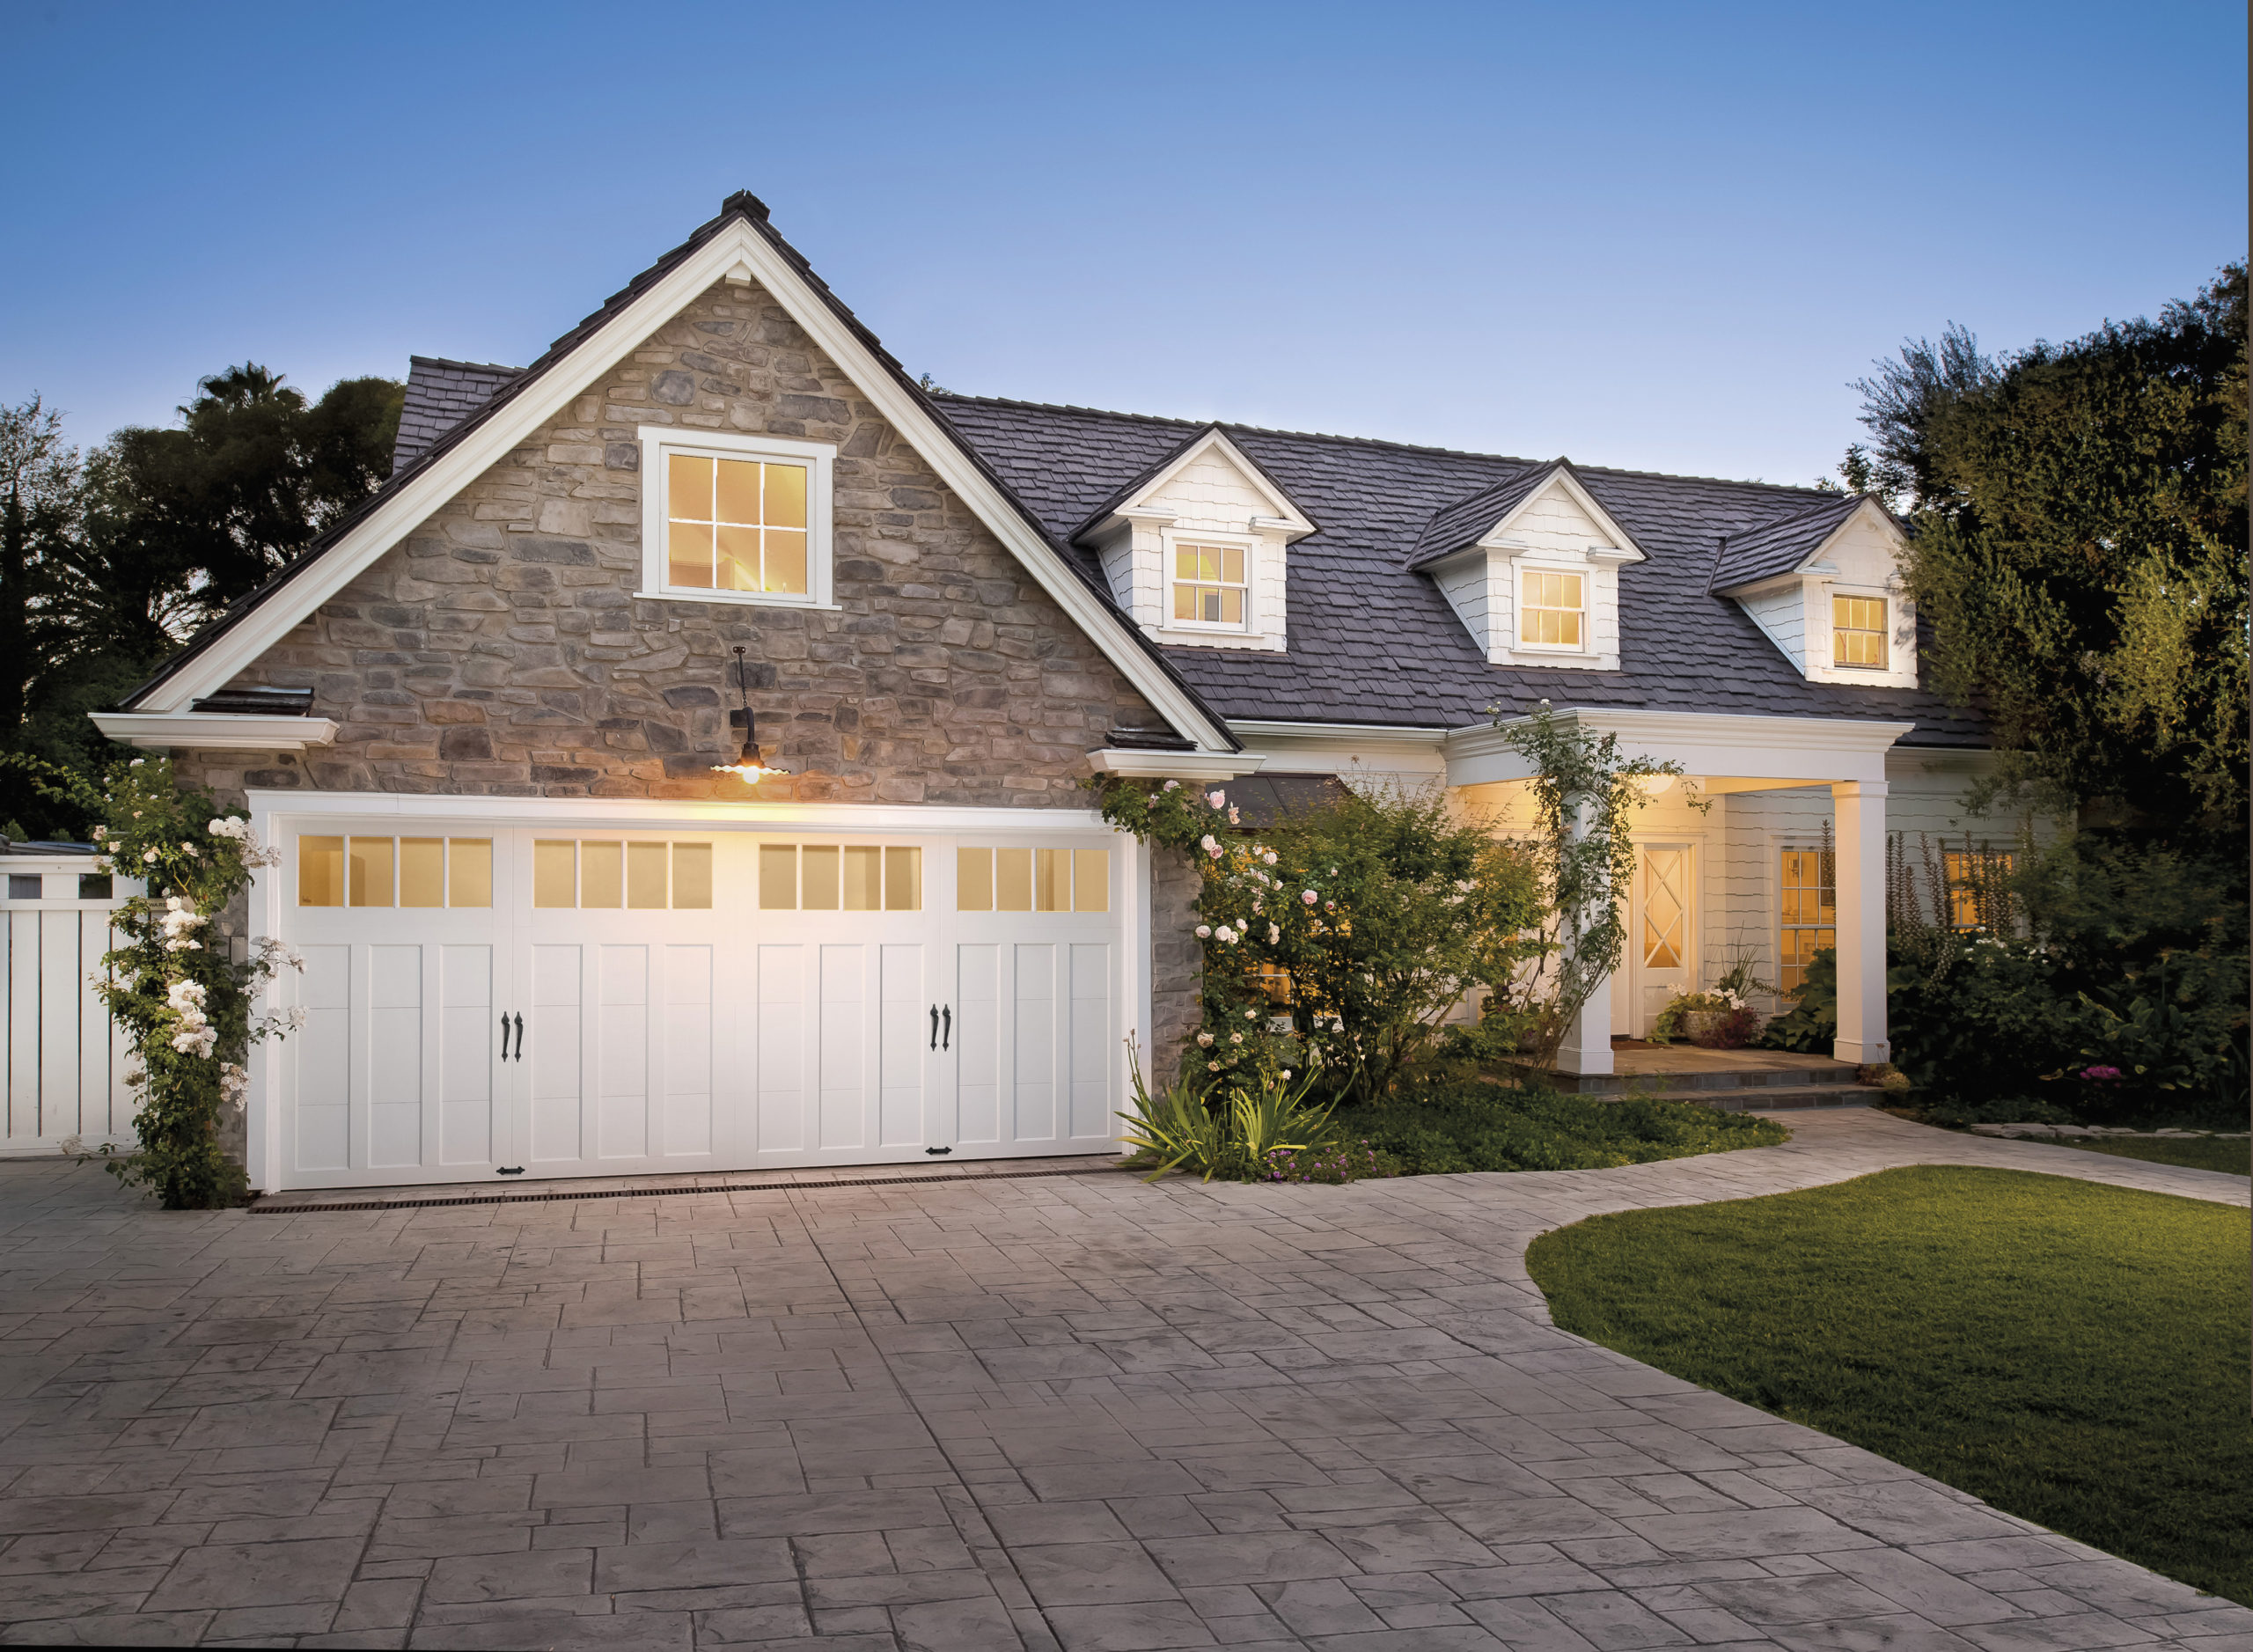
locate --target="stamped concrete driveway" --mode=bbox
[0,1109,2245,1650]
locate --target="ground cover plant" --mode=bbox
[2051,1134,2250,1176]
[1338,1079,1785,1173]
[1527,1166,2252,1605]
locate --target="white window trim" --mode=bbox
[636,426,839,610]
[1804,576,1919,687]
[1513,558,1591,656]
[1827,586,1891,672]
[1157,528,1256,636]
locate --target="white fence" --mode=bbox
[0,855,138,1156]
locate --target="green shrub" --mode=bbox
[1340,1080,1787,1174]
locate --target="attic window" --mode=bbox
[638,428,835,609]
[1171,541,1249,629]
[1519,569,1585,650]
[1832,595,1888,670]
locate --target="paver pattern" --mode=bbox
[0,1108,2244,1649]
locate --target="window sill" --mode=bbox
[635,589,842,611]
[1148,626,1282,651]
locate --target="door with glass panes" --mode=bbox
[1625,843,1695,1036]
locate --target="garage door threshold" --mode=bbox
[248,1154,1133,1214]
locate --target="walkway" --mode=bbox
[0,1110,2242,1648]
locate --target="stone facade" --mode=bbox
[172,276,1168,807]
[1149,846,1204,1077]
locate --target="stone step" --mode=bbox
[1545,1064,1860,1096]
[1689,1085,1876,1113]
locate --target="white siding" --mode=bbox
[1737,585,1807,672]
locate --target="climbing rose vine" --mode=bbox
[84,758,305,1208]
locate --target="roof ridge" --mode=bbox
[407,354,524,375]
[931,391,1837,501]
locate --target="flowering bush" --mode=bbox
[1097,777,1540,1105]
[1651,988,1762,1048]
[1259,1141,1386,1185]
[83,758,305,1208]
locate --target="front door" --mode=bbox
[1627,843,1695,1036]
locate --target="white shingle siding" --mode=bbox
[1738,585,1807,672]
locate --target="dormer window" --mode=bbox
[1520,569,1586,650]
[1832,595,1888,670]
[1172,541,1249,629]
[1070,427,1315,655]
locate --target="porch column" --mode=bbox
[1831,780,1890,1066]
[1555,795,1614,1076]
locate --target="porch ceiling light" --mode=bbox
[712,646,791,785]
[1631,773,1676,798]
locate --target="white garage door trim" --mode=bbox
[244,792,1153,1193]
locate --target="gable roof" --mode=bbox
[393,356,519,471]
[1706,492,1868,592]
[119,195,1237,752]
[1069,424,1316,544]
[1403,456,1644,571]
[931,395,1986,747]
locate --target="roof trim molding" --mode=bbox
[1071,426,1317,546]
[1086,748,1268,781]
[91,713,341,753]
[1444,706,1915,788]
[121,214,1237,753]
[1711,495,1902,595]
[1475,464,1646,564]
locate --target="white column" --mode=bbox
[1555,795,1614,1076]
[1831,780,1890,1066]
[1557,972,1614,1075]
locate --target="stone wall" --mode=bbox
[1149,846,1204,1080]
[172,275,1170,808]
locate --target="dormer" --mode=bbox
[1073,427,1316,652]
[1711,495,1918,688]
[1406,459,1644,671]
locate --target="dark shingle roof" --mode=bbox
[393,356,519,472]
[1707,493,1862,592]
[1405,458,1562,570]
[932,394,1985,747]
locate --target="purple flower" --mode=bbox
[2080,1064,2123,1082]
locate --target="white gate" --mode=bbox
[0,853,137,1156]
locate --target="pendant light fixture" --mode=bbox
[711,646,790,784]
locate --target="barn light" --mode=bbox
[712,646,791,785]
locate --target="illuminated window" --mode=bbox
[1833,595,1888,669]
[1780,848,1835,991]
[531,841,714,910]
[756,845,921,911]
[666,453,808,595]
[1171,542,1248,628]
[1520,569,1585,649]
[1943,848,2015,931]
[299,835,492,909]
[1640,848,1686,968]
[955,848,1110,913]
[641,430,833,608]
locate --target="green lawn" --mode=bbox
[2053,1134,2251,1177]
[1526,1166,2252,1605]
[1340,1083,1787,1174]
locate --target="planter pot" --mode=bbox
[1684,1008,1758,1049]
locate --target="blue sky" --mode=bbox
[3,1,2243,488]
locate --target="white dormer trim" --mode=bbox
[1080,429,1314,654]
[1427,470,1643,671]
[1726,498,1919,689]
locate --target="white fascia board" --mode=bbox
[92,713,341,753]
[135,222,1236,754]
[245,789,1125,835]
[1081,430,1315,543]
[1087,749,1268,781]
[1445,707,1916,788]
[1481,470,1647,563]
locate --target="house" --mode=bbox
[92,192,1994,1193]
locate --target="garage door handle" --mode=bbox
[511,1013,524,1061]
[942,1005,950,1051]
[499,1013,512,1061]
[928,1004,939,1050]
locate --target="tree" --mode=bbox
[105,363,404,620]
[1848,268,2248,834]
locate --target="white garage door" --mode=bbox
[273,821,1129,1190]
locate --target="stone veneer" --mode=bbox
[171,275,1168,810]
